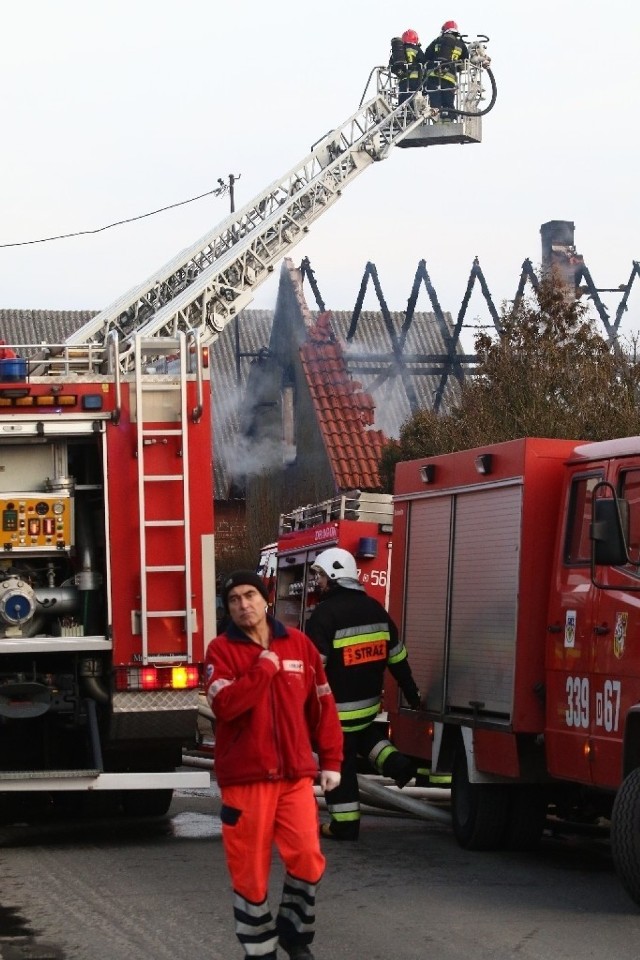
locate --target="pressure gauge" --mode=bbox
[52,501,65,515]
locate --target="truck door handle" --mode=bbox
[547,624,562,633]
[594,624,610,635]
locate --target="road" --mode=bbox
[1,779,640,960]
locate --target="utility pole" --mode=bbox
[215,174,241,213]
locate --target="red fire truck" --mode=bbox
[387,435,640,904]
[0,335,213,812]
[266,493,393,631]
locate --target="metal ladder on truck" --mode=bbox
[134,331,194,665]
[63,57,491,363]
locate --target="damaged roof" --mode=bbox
[0,307,273,502]
[299,312,387,491]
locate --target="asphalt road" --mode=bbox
[1,780,640,960]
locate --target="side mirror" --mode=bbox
[591,498,629,566]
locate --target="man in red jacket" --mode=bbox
[205,570,343,960]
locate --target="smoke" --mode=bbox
[212,377,289,478]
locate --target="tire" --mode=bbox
[451,747,509,850]
[504,785,547,851]
[121,788,174,818]
[611,767,640,907]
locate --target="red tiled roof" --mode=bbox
[299,312,388,491]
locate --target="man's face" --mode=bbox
[315,571,330,594]
[227,584,267,630]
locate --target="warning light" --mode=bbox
[140,667,160,690]
[115,664,201,691]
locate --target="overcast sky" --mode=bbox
[2,1,639,346]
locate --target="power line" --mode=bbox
[0,183,232,249]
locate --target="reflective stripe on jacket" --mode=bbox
[305,586,419,733]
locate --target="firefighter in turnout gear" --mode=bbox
[423,20,469,120]
[306,548,422,841]
[389,29,424,104]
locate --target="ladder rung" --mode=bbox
[138,337,181,353]
[143,429,182,436]
[141,383,180,391]
[146,610,188,618]
[145,520,185,527]
[146,565,186,573]
[144,474,184,481]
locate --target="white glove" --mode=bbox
[320,770,341,793]
[259,649,280,671]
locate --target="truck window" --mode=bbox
[620,469,640,571]
[564,474,601,564]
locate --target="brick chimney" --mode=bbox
[540,220,584,297]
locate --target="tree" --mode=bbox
[380,277,640,487]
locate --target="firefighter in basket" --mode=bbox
[389,29,424,104]
[306,547,423,841]
[423,20,469,120]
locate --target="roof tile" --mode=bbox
[300,311,389,492]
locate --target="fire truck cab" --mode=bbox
[388,436,640,906]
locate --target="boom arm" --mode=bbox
[65,72,433,360]
[64,69,464,363]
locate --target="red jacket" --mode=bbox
[205,616,343,788]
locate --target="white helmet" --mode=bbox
[313,548,358,582]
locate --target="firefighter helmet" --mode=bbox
[441,20,459,34]
[313,548,358,582]
[402,29,419,45]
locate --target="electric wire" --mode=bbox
[0,185,225,249]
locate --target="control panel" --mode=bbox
[1,493,73,552]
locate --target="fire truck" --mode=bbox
[265,492,393,631]
[387,436,640,905]
[0,53,494,812]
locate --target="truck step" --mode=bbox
[0,768,101,781]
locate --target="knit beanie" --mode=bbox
[221,570,269,611]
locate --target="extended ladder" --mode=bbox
[65,72,439,364]
[134,331,193,664]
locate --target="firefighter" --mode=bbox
[423,20,470,120]
[306,548,422,841]
[205,570,343,960]
[389,29,424,104]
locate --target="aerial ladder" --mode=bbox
[64,45,495,365]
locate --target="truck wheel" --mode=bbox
[451,748,509,850]
[611,767,640,906]
[504,786,547,851]
[122,788,174,818]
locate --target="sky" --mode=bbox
[2,1,640,349]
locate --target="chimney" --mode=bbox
[540,220,583,297]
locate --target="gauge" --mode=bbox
[35,501,49,516]
[52,501,65,515]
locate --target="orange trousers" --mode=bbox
[221,778,325,957]
[220,777,325,902]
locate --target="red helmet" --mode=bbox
[402,29,419,44]
[441,20,459,33]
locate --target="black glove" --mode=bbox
[407,689,422,710]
